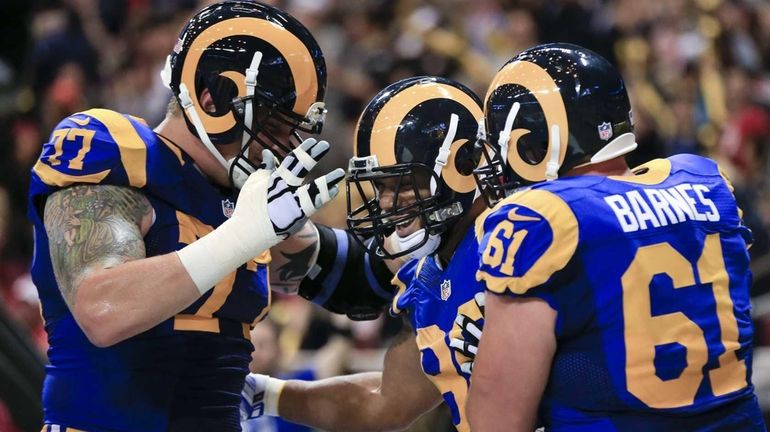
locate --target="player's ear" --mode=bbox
[199,89,217,114]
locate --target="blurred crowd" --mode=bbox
[1,0,770,430]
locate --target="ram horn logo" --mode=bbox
[484,60,569,183]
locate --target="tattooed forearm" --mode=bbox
[277,244,316,281]
[44,184,153,307]
[270,222,319,294]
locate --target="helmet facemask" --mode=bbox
[473,139,512,208]
[478,78,567,205]
[346,156,462,260]
[346,76,483,260]
[470,114,510,207]
[228,77,326,187]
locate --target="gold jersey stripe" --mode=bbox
[32,159,111,186]
[477,188,578,295]
[415,324,471,432]
[174,314,220,333]
[80,109,147,188]
[196,272,237,318]
[611,158,672,185]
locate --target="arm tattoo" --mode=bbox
[276,244,316,281]
[44,184,152,307]
[270,226,319,294]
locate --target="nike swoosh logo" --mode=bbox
[70,116,91,126]
[507,207,541,222]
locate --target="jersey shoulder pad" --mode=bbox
[475,188,579,296]
[663,154,739,202]
[667,153,719,175]
[32,109,156,189]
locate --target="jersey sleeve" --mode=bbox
[475,188,579,298]
[31,108,149,190]
[390,257,427,316]
[717,164,754,249]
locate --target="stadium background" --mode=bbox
[0,0,769,430]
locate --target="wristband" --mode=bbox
[264,376,286,417]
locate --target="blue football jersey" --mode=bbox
[476,154,765,431]
[28,109,271,431]
[391,228,486,432]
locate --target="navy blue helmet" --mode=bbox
[476,43,636,205]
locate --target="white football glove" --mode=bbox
[260,138,344,237]
[449,292,485,375]
[177,138,345,294]
[240,373,286,420]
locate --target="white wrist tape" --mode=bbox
[263,376,286,417]
[176,170,282,294]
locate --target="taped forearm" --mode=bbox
[176,170,280,294]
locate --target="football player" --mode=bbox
[240,76,491,431]
[28,2,358,431]
[468,43,766,431]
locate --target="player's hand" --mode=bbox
[240,373,270,421]
[238,138,346,238]
[449,292,485,374]
[177,138,345,294]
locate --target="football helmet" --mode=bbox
[160,1,327,188]
[347,76,484,259]
[476,43,636,205]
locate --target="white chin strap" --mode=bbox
[472,119,487,201]
[241,52,262,152]
[497,102,521,169]
[431,113,459,194]
[396,229,441,260]
[162,51,265,189]
[497,101,563,182]
[228,51,264,189]
[545,124,561,181]
[178,82,230,170]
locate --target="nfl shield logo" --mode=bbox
[222,199,235,218]
[440,280,451,301]
[598,122,613,141]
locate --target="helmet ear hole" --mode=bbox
[212,80,239,116]
[518,137,548,165]
[455,141,479,176]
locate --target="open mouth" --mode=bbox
[395,215,421,237]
